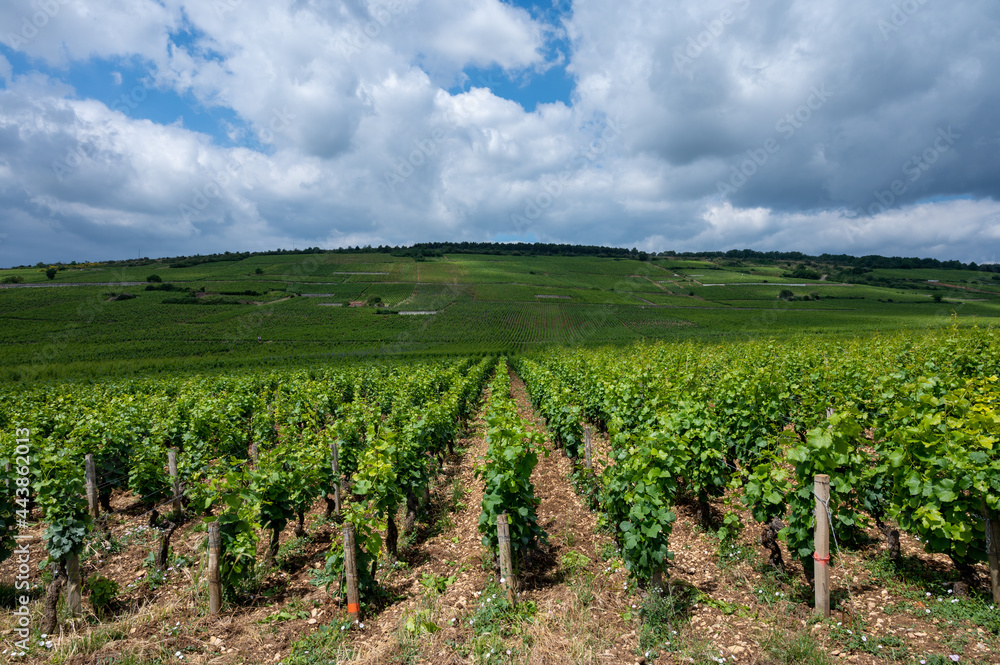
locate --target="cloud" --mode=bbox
[1,0,999,266]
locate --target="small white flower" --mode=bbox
[861,635,867,642]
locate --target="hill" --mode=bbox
[2,246,999,381]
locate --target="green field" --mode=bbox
[3,250,999,381]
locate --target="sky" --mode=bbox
[0,0,998,266]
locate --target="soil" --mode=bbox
[2,368,998,665]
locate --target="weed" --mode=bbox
[420,572,457,595]
[866,552,1000,635]
[830,623,907,660]
[636,579,700,657]
[761,626,833,664]
[714,539,756,571]
[598,541,620,562]
[559,550,591,577]
[84,574,119,619]
[282,618,353,665]
[466,582,536,664]
[450,478,469,512]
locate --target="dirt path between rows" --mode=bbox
[506,368,639,662]
[346,390,494,664]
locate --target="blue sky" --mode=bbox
[0,0,998,266]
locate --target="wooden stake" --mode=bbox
[983,500,1000,604]
[814,474,831,618]
[331,442,341,514]
[85,454,99,519]
[207,521,222,614]
[584,425,593,471]
[168,449,183,515]
[497,512,515,605]
[249,441,259,467]
[66,553,82,617]
[344,523,360,620]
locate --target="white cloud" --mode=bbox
[1,0,999,265]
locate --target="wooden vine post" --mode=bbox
[983,500,1000,604]
[66,553,82,617]
[331,442,341,514]
[344,523,360,620]
[814,474,831,618]
[168,449,183,515]
[584,425,593,471]
[497,512,515,605]
[85,454,99,519]
[207,521,222,614]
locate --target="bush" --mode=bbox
[1,275,24,284]
[778,289,794,300]
[145,283,186,292]
[85,574,119,618]
[45,267,57,280]
[146,274,162,283]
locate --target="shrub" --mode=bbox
[2,275,24,284]
[85,574,119,618]
[146,274,162,283]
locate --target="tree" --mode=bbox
[45,267,57,280]
[778,289,794,300]
[933,293,943,303]
[146,274,162,283]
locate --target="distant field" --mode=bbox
[2,251,998,381]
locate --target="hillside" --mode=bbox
[2,249,999,382]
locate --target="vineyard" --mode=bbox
[2,324,1000,664]
[4,250,1000,383]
